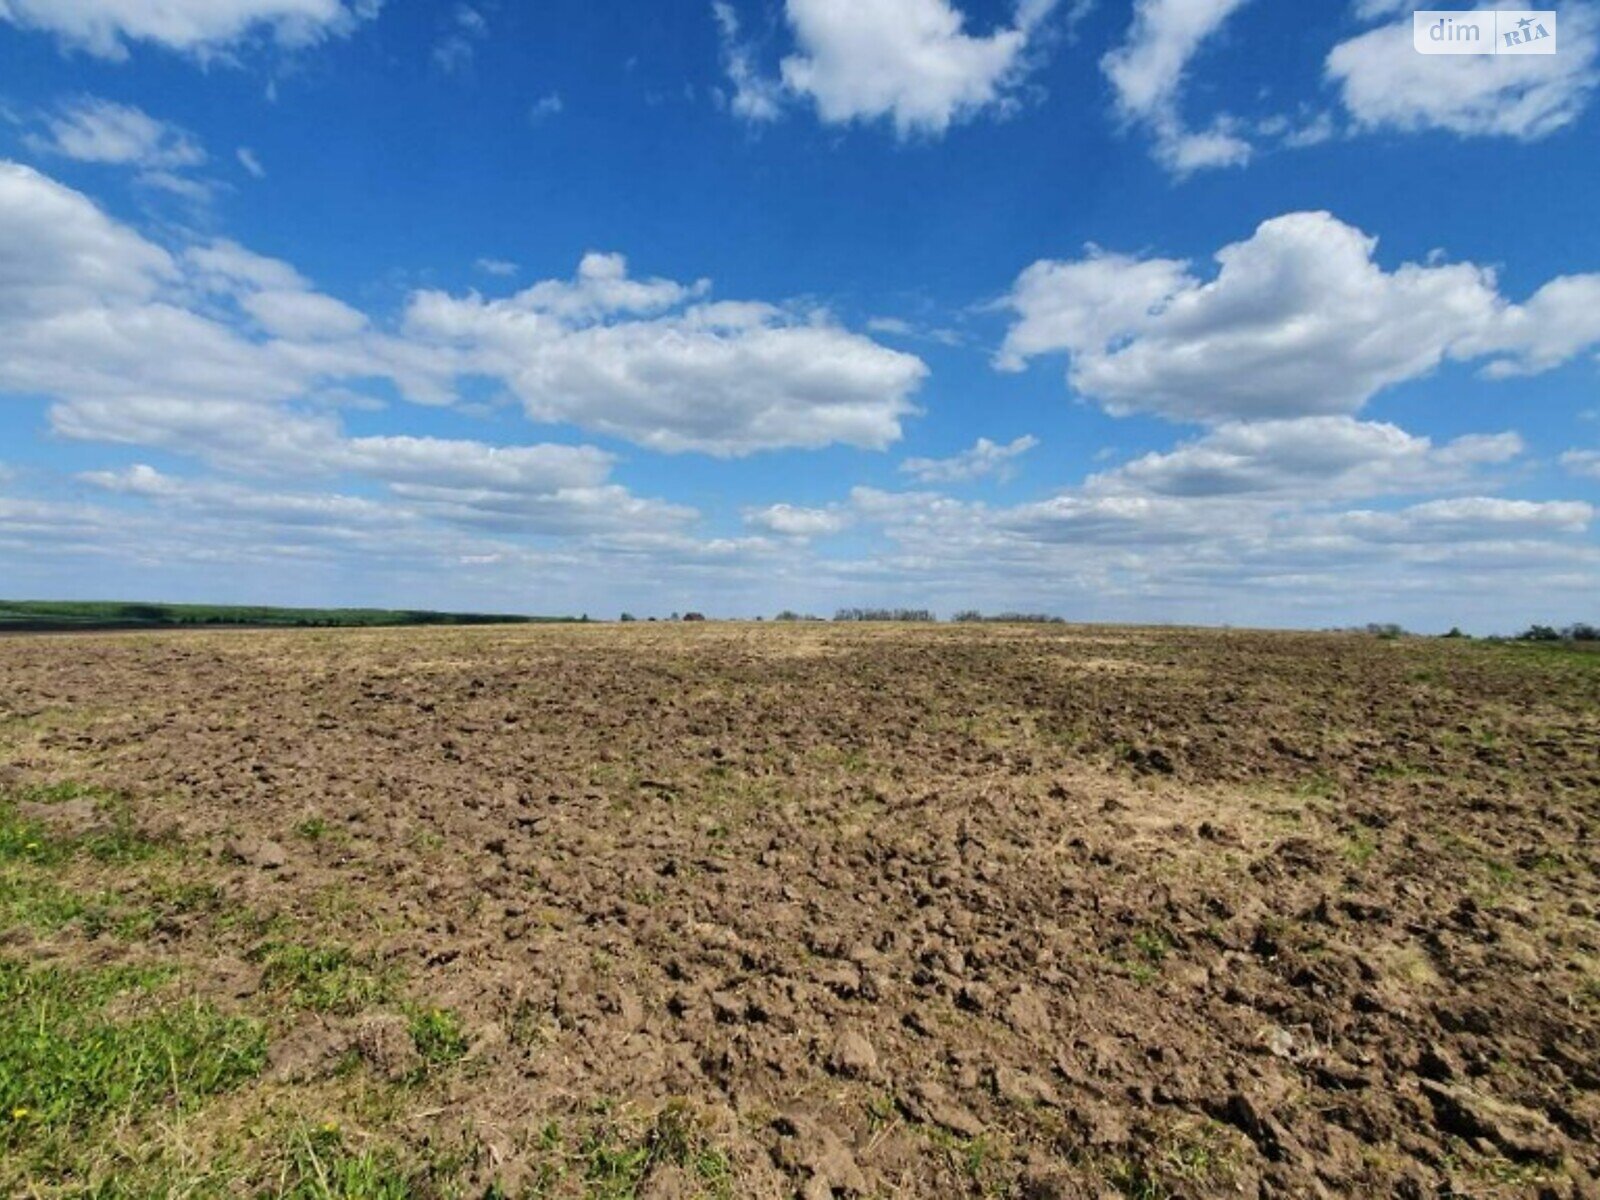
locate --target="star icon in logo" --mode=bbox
[1517,16,1535,30]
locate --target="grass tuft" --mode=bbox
[279,1125,415,1200]
[254,942,399,1014]
[575,1100,735,1199]
[409,1006,470,1068]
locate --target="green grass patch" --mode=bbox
[0,782,187,940]
[0,870,97,931]
[278,1125,417,1200]
[408,1006,469,1068]
[576,1101,735,1200]
[1132,929,1170,963]
[1343,829,1379,867]
[1370,762,1428,783]
[253,942,399,1015]
[582,1126,652,1198]
[0,784,166,868]
[0,958,265,1169]
[1476,639,1600,672]
[0,876,171,942]
[1104,1158,1171,1200]
[1099,1119,1241,1200]
[36,1118,477,1199]
[14,781,114,806]
[1485,857,1518,887]
[0,822,227,941]
[1293,772,1338,799]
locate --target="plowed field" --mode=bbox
[2,623,1597,1198]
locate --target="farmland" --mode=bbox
[1,622,1597,1198]
[0,599,577,632]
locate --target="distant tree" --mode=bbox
[953,610,982,623]
[1442,627,1467,639]
[683,612,707,622]
[620,612,637,622]
[1564,623,1599,642]
[1518,624,1561,642]
[775,610,801,622]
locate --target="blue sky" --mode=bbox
[0,0,1596,630]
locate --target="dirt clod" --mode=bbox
[223,835,287,870]
[1420,1079,1563,1163]
[827,1028,877,1079]
[354,1012,423,1082]
[266,1019,351,1083]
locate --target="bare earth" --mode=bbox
[2,623,1598,1198]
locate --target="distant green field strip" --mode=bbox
[0,600,583,630]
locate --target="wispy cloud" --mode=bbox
[0,0,380,61]
[433,3,488,74]
[1101,0,1254,174]
[236,147,266,179]
[28,97,205,169]
[712,2,785,122]
[901,435,1039,484]
[530,93,565,121]
[25,97,221,206]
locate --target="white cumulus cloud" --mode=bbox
[714,0,1061,136]
[0,158,924,496]
[1332,497,1594,542]
[1087,417,1523,498]
[0,160,177,317]
[999,210,1600,423]
[405,254,928,456]
[1327,3,1600,139]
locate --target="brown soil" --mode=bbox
[2,623,1598,1198]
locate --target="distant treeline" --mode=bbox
[833,608,935,623]
[952,611,1066,624]
[0,600,579,632]
[1353,622,1599,644]
[1509,623,1599,643]
[832,609,1065,623]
